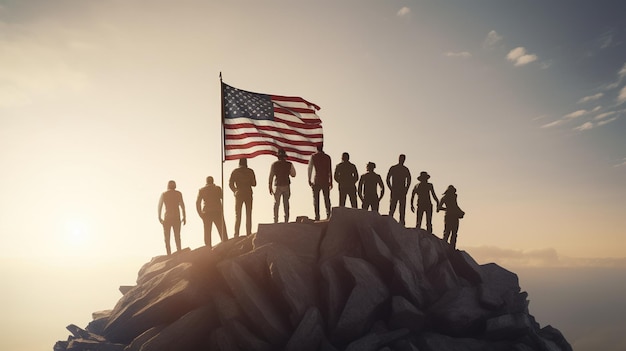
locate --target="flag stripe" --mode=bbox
[222,82,323,164]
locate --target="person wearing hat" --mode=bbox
[438,185,465,250]
[358,162,385,212]
[410,171,439,232]
[269,148,296,223]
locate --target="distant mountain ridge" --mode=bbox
[54,207,572,351]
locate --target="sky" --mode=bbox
[1,0,625,350]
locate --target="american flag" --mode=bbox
[222,83,323,164]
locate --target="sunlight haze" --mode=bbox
[1,1,625,350]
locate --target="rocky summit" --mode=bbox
[54,207,572,351]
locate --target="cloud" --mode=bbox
[467,245,626,268]
[618,86,626,102]
[614,158,626,168]
[397,7,411,17]
[597,117,618,126]
[597,31,614,49]
[506,47,538,66]
[578,93,604,104]
[619,62,626,79]
[563,109,587,119]
[574,122,594,131]
[594,111,616,120]
[540,120,563,128]
[444,51,472,58]
[483,30,502,49]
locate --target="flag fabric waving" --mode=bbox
[222,83,323,164]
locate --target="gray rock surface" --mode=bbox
[55,207,572,351]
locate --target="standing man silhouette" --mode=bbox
[308,144,333,221]
[358,162,385,212]
[158,180,186,255]
[410,171,439,232]
[334,152,359,208]
[386,154,412,226]
[196,176,227,248]
[269,149,296,223]
[229,158,256,236]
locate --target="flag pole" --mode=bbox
[219,72,226,240]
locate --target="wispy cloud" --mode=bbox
[506,47,538,66]
[578,93,604,104]
[597,30,614,49]
[618,86,626,102]
[574,121,594,131]
[614,158,626,168]
[564,109,587,119]
[597,117,618,126]
[541,120,563,129]
[444,51,472,58]
[483,30,502,49]
[467,245,626,268]
[594,111,616,120]
[397,7,411,17]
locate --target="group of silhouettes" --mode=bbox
[157,145,464,256]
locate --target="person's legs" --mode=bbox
[398,196,406,226]
[348,188,358,208]
[172,220,182,252]
[283,186,291,222]
[217,210,228,242]
[416,207,424,229]
[312,185,321,220]
[273,190,281,223]
[372,199,380,212]
[322,186,331,218]
[234,196,243,237]
[389,193,398,217]
[450,218,459,249]
[202,215,212,247]
[163,224,172,255]
[338,187,347,207]
[244,195,253,235]
[425,205,433,232]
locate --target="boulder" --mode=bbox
[54,208,571,351]
[332,256,390,344]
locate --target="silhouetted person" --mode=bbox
[410,171,439,232]
[196,176,227,248]
[386,154,412,226]
[308,144,333,220]
[158,180,186,255]
[438,185,465,250]
[358,162,385,212]
[269,149,296,223]
[334,152,359,208]
[229,158,256,236]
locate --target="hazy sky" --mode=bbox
[1,1,625,350]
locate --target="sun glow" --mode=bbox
[64,218,90,248]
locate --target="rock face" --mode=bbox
[54,207,572,351]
